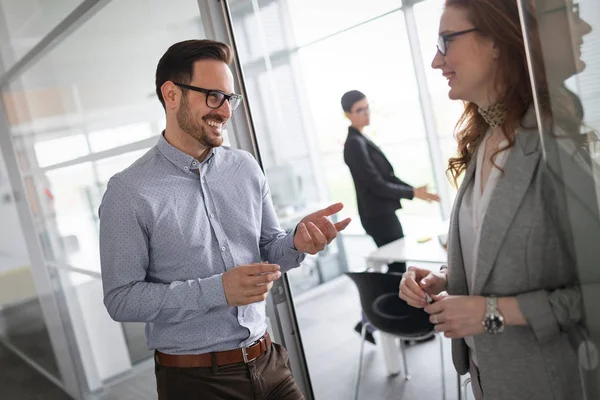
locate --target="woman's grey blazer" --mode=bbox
[446,115,595,400]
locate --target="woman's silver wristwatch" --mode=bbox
[482,296,505,334]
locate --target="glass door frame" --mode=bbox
[198,1,315,398]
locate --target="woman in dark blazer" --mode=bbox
[342,90,440,274]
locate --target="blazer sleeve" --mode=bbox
[345,137,414,201]
[393,176,413,188]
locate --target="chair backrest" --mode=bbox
[346,272,434,337]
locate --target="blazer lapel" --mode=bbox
[365,136,387,159]
[471,127,541,295]
[447,158,477,296]
[349,127,388,159]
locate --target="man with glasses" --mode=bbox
[342,90,440,343]
[99,39,351,400]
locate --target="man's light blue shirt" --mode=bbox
[99,134,305,355]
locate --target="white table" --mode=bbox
[366,236,447,272]
[365,237,447,376]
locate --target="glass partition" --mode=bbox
[521,0,600,397]
[0,152,60,378]
[414,0,464,197]
[0,0,85,70]
[48,266,151,388]
[229,0,453,398]
[0,0,207,396]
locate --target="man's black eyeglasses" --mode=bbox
[437,28,478,56]
[173,82,243,111]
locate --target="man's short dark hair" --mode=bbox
[341,90,366,113]
[155,40,232,110]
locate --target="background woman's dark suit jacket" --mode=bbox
[343,127,414,254]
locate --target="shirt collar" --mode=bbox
[157,132,217,173]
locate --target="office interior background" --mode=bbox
[0,0,599,399]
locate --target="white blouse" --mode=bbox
[458,131,510,366]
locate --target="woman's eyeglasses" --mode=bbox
[437,28,478,56]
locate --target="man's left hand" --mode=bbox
[293,202,351,255]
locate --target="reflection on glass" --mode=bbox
[42,148,150,271]
[45,162,99,269]
[414,0,463,203]
[49,267,150,388]
[0,0,84,69]
[0,269,61,378]
[230,1,448,398]
[0,154,59,378]
[34,133,89,168]
[1,0,207,396]
[1,0,205,271]
[415,0,464,135]
[88,122,154,153]
[286,0,402,46]
[523,0,600,396]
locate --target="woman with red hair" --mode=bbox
[400,1,593,399]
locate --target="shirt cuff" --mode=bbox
[280,230,306,271]
[285,228,302,254]
[199,273,229,308]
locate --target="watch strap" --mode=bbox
[486,296,498,315]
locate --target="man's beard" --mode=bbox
[177,94,224,148]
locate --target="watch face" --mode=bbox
[484,314,505,334]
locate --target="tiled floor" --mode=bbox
[295,272,462,400]
[0,341,70,400]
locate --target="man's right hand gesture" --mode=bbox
[222,263,281,306]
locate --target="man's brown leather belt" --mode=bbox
[156,333,272,368]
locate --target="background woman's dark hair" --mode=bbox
[444,0,550,184]
[155,40,232,110]
[341,90,366,113]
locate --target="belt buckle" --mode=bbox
[241,344,258,363]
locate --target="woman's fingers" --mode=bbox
[400,274,428,307]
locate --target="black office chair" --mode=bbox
[346,272,446,400]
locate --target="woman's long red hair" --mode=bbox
[444,0,550,184]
